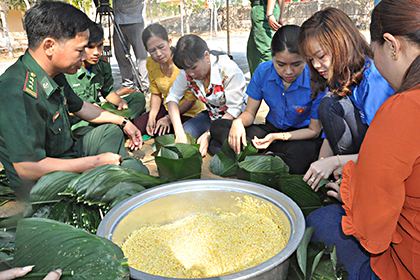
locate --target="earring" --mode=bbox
[391,50,397,60]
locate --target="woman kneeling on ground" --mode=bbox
[305,1,420,279]
[298,7,394,188]
[210,25,325,174]
[132,24,205,137]
[166,34,248,157]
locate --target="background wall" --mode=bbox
[161,0,374,35]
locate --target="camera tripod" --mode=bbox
[94,0,146,94]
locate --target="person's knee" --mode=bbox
[306,204,345,243]
[210,119,232,144]
[102,123,124,139]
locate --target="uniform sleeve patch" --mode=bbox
[23,71,37,99]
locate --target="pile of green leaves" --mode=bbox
[210,140,334,217]
[153,134,203,180]
[287,227,349,280]
[155,143,203,179]
[153,133,197,153]
[25,164,170,233]
[13,218,129,280]
[210,140,258,177]
[0,169,14,207]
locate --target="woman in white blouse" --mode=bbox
[166,34,248,156]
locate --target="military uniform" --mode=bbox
[247,0,280,76]
[0,51,128,199]
[65,57,146,131]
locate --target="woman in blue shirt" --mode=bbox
[298,8,394,189]
[210,25,325,174]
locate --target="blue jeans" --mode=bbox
[306,205,381,280]
[319,94,368,155]
[183,110,212,139]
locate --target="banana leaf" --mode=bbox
[152,133,198,156]
[0,228,15,265]
[100,182,147,208]
[120,156,149,174]
[237,155,289,188]
[13,218,129,280]
[0,169,10,187]
[287,227,349,280]
[210,140,258,177]
[101,102,132,118]
[67,165,166,202]
[275,174,323,217]
[155,143,202,179]
[26,165,170,233]
[30,171,80,202]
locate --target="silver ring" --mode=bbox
[309,177,315,183]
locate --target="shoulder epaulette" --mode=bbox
[23,71,37,99]
[100,55,109,63]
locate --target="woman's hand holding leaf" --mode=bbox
[146,117,157,136]
[197,132,211,157]
[228,119,247,154]
[175,131,188,144]
[251,134,275,149]
[304,157,337,191]
[325,182,342,203]
[154,116,171,136]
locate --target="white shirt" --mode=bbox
[166,54,248,121]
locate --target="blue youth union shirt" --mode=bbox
[247,62,325,130]
[348,58,395,126]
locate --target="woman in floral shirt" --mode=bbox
[166,34,248,156]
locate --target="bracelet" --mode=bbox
[120,117,128,129]
[165,114,170,119]
[265,13,274,19]
[336,154,342,167]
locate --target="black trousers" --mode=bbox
[210,119,322,175]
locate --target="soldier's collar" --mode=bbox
[76,64,97,78]
[21,51,60,98]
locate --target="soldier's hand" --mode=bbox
[96,152,122,167]
[123,121,143,150]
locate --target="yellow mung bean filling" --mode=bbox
[121,196,289,278]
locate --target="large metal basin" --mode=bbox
[97,179,305,280]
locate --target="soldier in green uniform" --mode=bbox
[65,23,146,135]
[247,0,285,76]
[0,2,146,200]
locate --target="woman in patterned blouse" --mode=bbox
[166,34,248,157]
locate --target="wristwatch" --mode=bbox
[265,13,274,19]
[120,117,128,129]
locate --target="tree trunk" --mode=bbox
[23,0,31,9]
[185,14,190,34]
[180,1,184,36]
[0,9,13,59]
